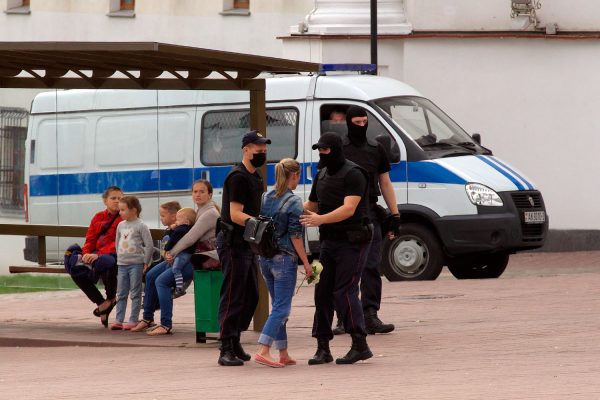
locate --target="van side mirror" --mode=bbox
[472,133,481,145]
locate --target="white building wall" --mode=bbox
[406,0,600,31]
[402,39,600,229]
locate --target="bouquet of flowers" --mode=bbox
[296,261,323,294]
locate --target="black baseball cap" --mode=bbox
[312,132,343,150]
[241,130,271,148]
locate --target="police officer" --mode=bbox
[216,130,271,367]
[301,133,373,365]
[333,105,401,335]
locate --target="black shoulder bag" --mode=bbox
[243,193,293,258]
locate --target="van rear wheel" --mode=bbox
[382,223,444,281]
[447,253,509,279]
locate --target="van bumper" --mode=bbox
[435,190,548,255]
[436,212,548,256]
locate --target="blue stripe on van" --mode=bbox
[487,156,534,190]
[476,155,524,190]
[29,160,466,197]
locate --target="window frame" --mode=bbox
[4,0,31,14]
[200,106,300,166]
[221,0,250,16]
[107,0,135,18]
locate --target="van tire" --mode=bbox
[382,223,444,281]
[447,253,509,279]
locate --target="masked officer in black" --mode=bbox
[216,130,271,366]
[332,105,401,336]
[301,133,373,365]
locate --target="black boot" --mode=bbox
[364,309,395,334]
[336,334,373,364]
[308,338,334,365]
[218,338,244,366]
[232,336,251,362]
[332,318,346,335]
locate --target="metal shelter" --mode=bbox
[0,41,320,330]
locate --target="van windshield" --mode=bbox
[374,96,490,155]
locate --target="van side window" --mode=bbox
[201,107,298,165]
[320,104,401,163]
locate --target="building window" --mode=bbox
[107,0,135,17]
[4,0,31,14]
[221,0,250,16]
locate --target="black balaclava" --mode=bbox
[314,133,346,174]
[346,105,369,146]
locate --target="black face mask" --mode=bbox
[347,122,369,146]
[317,150,345,174]
[250,152,266,168]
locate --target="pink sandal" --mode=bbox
[254,354,284,368]
[279,356,297,366]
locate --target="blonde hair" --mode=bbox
[274,158,300,198]
[177,207,197,225]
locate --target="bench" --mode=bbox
[9,265,66,274]
[1,223,164,274]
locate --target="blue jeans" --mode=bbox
[142,259,193,328]
[115,264,144,324]
[258,253,298,350]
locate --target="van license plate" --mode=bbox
[524,211,545,224]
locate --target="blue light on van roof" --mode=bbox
[319,64,377,74]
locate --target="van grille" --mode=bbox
[511,192,543,208]
[509,191,546,242]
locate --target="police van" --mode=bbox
[24,65,548,280]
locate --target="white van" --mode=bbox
[24,69,548,280]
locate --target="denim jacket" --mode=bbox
[260,189,304,256]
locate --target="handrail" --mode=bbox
[0,223,165,265]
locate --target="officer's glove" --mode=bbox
[387,213,401,236]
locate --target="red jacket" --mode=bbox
[82,210,122,255]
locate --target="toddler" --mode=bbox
[158,201,182,261]
[164,207,196,298]
[111,196,154,330]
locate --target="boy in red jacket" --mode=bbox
[69,186,123,327]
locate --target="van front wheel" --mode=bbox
[382,223,444,281]
[447,253,509,279]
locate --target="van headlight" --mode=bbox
[465,183,503,207]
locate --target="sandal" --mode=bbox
[130,319,156,332]
[279,356,297,366]
[147,325,172,336]
[93,299,116,317]
[254,354,284,368]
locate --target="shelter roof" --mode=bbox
[0,42,319,90]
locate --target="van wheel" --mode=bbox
[382,223,444,281]
[447,253,509,279]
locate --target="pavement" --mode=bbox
[2,251,600,399]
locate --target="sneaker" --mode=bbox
[173,288,186,299]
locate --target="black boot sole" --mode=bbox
[366,325,395,334]
[308,354,334,365]
[218,357,244,366]
[335,350,373,364]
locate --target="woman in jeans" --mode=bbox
[254,158,312,368]
[131,179,219,335]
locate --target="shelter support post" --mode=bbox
[249,85,269,332]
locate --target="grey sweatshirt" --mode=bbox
[116,218,154,266]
